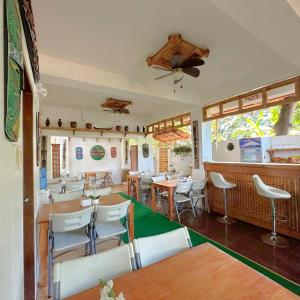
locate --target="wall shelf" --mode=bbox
[40,126,149,138]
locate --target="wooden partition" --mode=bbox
[204,162,300,240]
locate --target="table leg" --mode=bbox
[135,178,140,201]
[127,177,131,196]
[151,186,156,210]
[38,222,48,288]
[129,204,134,240]
[168,187,175,220]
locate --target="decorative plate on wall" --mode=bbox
[111,147,117,158]
[142,143,149,158]
[90,145,105,160]
[76,147,83,160]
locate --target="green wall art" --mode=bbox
[90,145,105,160]
[4,0,24,142]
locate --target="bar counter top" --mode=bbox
[204,161,300,240]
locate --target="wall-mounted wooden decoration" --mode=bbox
[142,143,149,158]
[76,147,83,160]
[125,140,129,164]
[192,120,200,168]
[36,112,40,166]
[17,0,40,82]
[90,145,105,160]
[4,0,24,142]
[153,127,190,143]
[40,136,47,168]
[111,147,117,158]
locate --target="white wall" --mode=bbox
[212,140,241,162]
[0,1,39,298]
[68,137,123,183]
[169,151,193,176]
[270,135,300,158]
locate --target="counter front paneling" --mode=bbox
[204,162,300,240]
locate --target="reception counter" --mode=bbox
[204,161,300,240]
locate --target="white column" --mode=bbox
[190,106,212,178]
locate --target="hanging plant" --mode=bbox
[172,145,192,157]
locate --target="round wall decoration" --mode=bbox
[142,143,149,158]
[227,143,235,151]
[111,147,117,158]
[90,145,105,160]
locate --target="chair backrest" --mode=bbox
[96,171,106,179]
[51,207,93,233]
[175,181,193,194]
[52,190,83,203]
[64,176,79,182]
[129,171,140,176]
[85,187,112,197]
[152,175,166,183]
[95,200,131,223]
[133,227,191,268]
[53,243,135,300]
[65,180,84,192]
[210,172,228,189]
[48,183,63,194]
[191,179,206,191]
[140,175,152,185]
[48,178,60,184]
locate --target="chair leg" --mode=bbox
[174,201,181,223]
[190,199,196,218]
[47,236,53,298]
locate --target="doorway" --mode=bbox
[159,147,169,173]
[130,145,138,171]
[51,143,61,178]
[23,71,35,299]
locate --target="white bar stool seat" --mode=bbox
[210,172,237,224]
[252,175,290,248]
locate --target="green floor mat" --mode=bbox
[119,193,300,295]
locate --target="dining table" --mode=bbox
[37,193,134,288]
[66,243,297,299]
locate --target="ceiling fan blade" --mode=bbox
[183,67,200,78]
[174,77,183,85]
[171,54,186,68]
[119,108,130,114]
[154,72,173,80]
[152,65,172,71]
[180,57,205,68]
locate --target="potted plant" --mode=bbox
[90,194,99,205]
[172,144,192,158]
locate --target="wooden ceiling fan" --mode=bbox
[101,98,132,114]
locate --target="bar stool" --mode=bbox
[252,175,290,248]
[210,172,237,224]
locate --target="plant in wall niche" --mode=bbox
[172,145,192,158]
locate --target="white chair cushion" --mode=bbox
[174,193,191,203]
[53,228,89,252]
[95,221,127,240]
[133,227,190,268]
[53,243,134,299]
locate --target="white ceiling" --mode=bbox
[43,83,191,123]
[32,0,300,108]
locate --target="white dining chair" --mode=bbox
[152,175,168,213]
[85,187,112,198]
[48,207,93,297]
[139,175,152,205]
[48,182,63,194]
[93,200,131,253]
[52,190,83,203]
[173,181,195,222]
[65,180,85,193]
[129,171,141,176]
[133,227,191,268]
[52,243,135,300]
[191,179,210,213]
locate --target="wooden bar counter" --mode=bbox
[204,161,300,240]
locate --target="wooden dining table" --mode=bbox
[151,179,188,220]
[37,193,134,288]
[127,174,141,201]
[66,243,297,300]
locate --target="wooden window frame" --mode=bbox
[202,75,300,122]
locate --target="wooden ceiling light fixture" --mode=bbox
[147,34,209,92]
[101,98,132,114]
